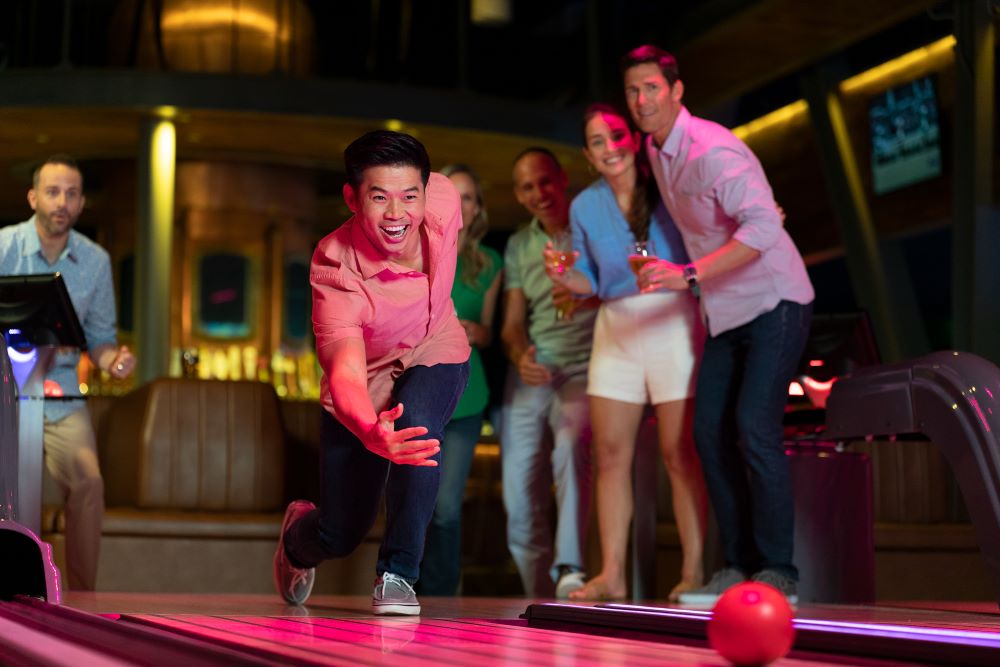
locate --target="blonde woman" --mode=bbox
[419,164,503,595]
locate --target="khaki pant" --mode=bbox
[44,407,103,590]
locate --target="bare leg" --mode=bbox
[655,398,707,601]
[570,396,645,601]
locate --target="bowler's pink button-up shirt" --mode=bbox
[311,172,471,415]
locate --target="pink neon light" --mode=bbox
[808,359,824,367]
[968,397,991,433]
[788,381,804,396]
[802,377,836,391]
[210,288,238,305]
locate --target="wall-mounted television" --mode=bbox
[196,252,252,339]
[869,75,942,195]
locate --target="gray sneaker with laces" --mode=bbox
[373,572,421,615]
[677,567,748,605]
[751,569,799,605]
[273,500,317,606]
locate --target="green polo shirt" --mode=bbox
[503,219,596,370]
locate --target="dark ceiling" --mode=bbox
[1,0,946,116]
[0,0,952,233]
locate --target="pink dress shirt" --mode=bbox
[311,172,471,415]
[648,106,814,337]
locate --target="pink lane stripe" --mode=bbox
[211,616,556,666]
[128,614,440,666]
[242,616,696,666]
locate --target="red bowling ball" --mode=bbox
[707,582,796,665]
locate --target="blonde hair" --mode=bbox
[441,163,490,285]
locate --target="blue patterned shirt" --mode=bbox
[0,217,119,422]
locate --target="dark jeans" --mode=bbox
[285,361,469,583]
[418,412,483,596]
[693,300,812,579]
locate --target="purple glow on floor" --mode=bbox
[602,602,1000,647]
[795,618,1000,646]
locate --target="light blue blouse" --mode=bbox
[570,178,689,301]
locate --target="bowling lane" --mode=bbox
[120,612,879,666]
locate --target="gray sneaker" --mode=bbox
[677,567,748,605]
[373,572,421,616]
[272,500,316,606]
[555,567,587,599]
[751,569,799,605]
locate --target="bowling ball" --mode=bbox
[707,582,795,665]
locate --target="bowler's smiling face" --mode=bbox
[344,165,426,263]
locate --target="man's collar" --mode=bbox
[529,216,569,237]
[350,219,392,280]
[349,218,428,280]
[660,106,691,158]
[21,215,76,263]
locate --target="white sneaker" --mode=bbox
[555,570,587,599]
[373,572,421,615]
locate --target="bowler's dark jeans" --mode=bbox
[693,300,812,579]
[418,412,483,596]
[285,361,469,584]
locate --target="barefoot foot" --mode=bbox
[568,575,627,601]
[668,579,703,603]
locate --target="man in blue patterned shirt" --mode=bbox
[0,154,136,590]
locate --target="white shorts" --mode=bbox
[587,290,704,405]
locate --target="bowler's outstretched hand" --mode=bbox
[363,402,440,466]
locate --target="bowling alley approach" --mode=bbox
[4,1,1000,666]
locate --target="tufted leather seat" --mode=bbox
[101,378,285,520]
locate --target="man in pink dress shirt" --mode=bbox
[272,131,471,614]
[622,45,815,604]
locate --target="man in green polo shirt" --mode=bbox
[499,147,596,598]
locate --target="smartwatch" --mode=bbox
[683,263,699,289]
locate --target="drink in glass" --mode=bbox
[629,240,655,275]
[547,232,576,276]
[550,231,576,320]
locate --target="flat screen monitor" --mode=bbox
[0,273,86,349]
[197,252,251,339]
[870,75,942,195]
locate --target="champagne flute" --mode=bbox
[548,230,576,320]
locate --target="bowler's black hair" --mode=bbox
[344,130,431,188]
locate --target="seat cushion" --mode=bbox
[102,379,285,512]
